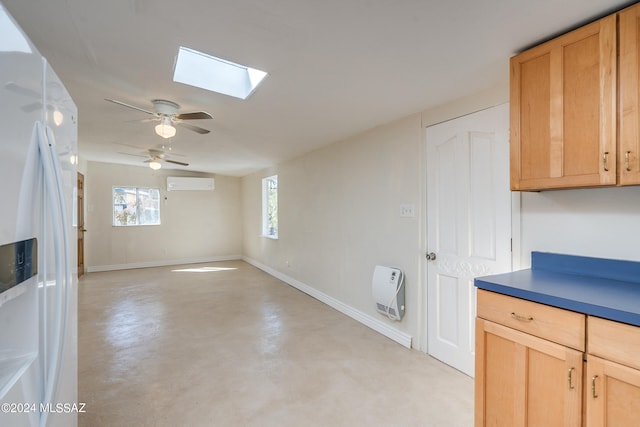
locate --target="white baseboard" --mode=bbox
[87,255,243,273]
[243,257,412,349]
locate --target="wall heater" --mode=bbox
[372,265,405,321]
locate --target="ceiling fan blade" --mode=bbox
[117,151,147,158]
[175,111,213,120]
[165,159,189,167]
[105,98,155,115]
[20,103,57,113]
[112,141,151,151]
[124,117,158,124]
[5,82,40,99]
[176,122,210,134]
[21,102,42,113]
[160,149,185,157]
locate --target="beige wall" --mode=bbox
[242,113,424,342]
[421,80,509,127]
[84,161,242,271]
[518,186,640,266]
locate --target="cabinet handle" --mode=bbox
[568,367,575,390]
[510,312,533,322]
[603,152,609,172]
[626,151,632,172]
[592,375,599,398]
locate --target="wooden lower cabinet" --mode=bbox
[475,318,583,426]
[476,292,640,426]
[586,316,640,426]
[586,355,640,426]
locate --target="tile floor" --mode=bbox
[78,260,473,426]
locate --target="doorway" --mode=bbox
[424,104,513,376]
[77,172,85,277]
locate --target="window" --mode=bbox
[262,175,278,239]
[113,187,161,226]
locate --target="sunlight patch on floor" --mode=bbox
[171,266,238,273]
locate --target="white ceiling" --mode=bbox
[2,0,634,176]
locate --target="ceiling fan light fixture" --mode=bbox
[155,117,176,138]
[53,109,64,126]
[149,161,162,170]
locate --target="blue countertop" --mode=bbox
[474,252,640,327]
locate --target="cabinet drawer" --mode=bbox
[588,316,640,370]
[477,290,585,351]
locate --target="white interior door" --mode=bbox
[425,103,512,377]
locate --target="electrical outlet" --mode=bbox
[400,204,415,218]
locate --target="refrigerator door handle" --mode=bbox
[36,122,70,426]
[47,124,71,408]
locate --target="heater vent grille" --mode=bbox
[376,303,397,317]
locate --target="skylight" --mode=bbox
[173,46,267,100]
[0,5,32,53]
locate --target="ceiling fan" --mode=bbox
[6,81,75,122]
[144,149,188,170]
[105,98,213,138]
[119,148,189,170]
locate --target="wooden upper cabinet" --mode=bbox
[510,15,617,191]
[619,4,640,185]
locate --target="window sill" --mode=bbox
[262,234,279,240]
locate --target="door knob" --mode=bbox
[426,252,437,261]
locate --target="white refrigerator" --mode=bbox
[0,3,78,427]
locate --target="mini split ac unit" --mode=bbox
[166,176,214,191]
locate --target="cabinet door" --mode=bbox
[475,319,583,426]
[586,355,640,426]
[510,15,616,190]
[619,4,640,185]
